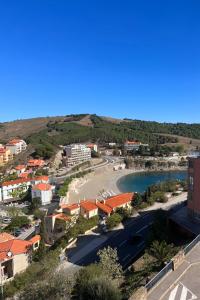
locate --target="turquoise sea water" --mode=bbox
[117,170,187,193]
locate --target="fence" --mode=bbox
[145,233,200,292]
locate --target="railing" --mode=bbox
[145,233,200,292]
[145,261,173,291]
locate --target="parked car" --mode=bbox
[14,229,22,237]
[2,217,11,224]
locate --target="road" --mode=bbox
[67,211,155,270]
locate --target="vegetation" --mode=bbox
[106,213,123,229]
[6,216,30,232]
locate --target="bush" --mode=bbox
[6,216,30,232]
[106,213,122,229]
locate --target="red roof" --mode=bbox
[0,239,32,262]
[96,201,112,214]
[0,147,6,154]
[61,203,80,211]
[34,176,49,182]
[0,233,14,243]
[54,213,71,222]
[29,235,41,244]
[27,159,45,167]
[125,141,140,145]
[15,165,26,171]
[32,183,52,191]
[19,172,29,178]
[7,139,23,145]
[80,201,98,212]
[1,175,49,187]
[105,193,134,209]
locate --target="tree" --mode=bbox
[132,192,143,207]
[106,213,122,229]
[29,197,41,213]
[97,246,123,284]
[7,206,21,218]
[6,216,30,232]
[74,264,122,300]
[149,240,176,267]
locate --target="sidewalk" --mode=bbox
[148,242,200,300]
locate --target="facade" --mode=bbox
[80,201,98,219]
[0,176,49,203]
[0,147,13,166]
[15,165,26,175]
[87,143,98,152]
[31,183,54,205]
[44,213,71,244]
[61,203,80,215]
[64,144,91,167]
[0,235,41,283]
[6,139,27,155]
[124,140,149,152]
[187,157,200,222]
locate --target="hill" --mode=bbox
[0,114,200,159]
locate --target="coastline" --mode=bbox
[67,165,187,204]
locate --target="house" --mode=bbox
[15,165,26,175]
[0,234,41,283]
[87,143,98,152]
[44,213,72,244]
[27,159,45,169]
[31,183,54,205]
[105,192,134,211]
[0,176,49,203]
[96,201,113,217]
[6,139,27,155]
[80,201,98,219]
[124,141,149,152]
[0,147,13,166]
[61,203,80,215]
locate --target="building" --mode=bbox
[6,139,27,155]
[87,143,98,152]
[15,165,26,175]
[187,156,200,222]
[61,203,80,215]
[31,183,55,205]
[27,159,45,169]
[64,144,91,167]
[0,176,49,203]
[44,213,72,244]
[0,147,13,166]
[0,234,41,283]
[80,200,98,219]
[124,140,149,152]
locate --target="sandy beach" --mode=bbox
[67,165,143,203]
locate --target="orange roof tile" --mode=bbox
[105,193,134,209]
[61,203,80,211]
[32,183,52,191]
[0,233,14,243]
[19,172,29,178]
[27,159,45,167]
[2,177,31,187]
[96,201,112,214]
[34,176,49,181]
[29,235,41,244]
[54,213,71,222]
[15,165,26,170]
[80,201,98,212]
[0,239,32,262]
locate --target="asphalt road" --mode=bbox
[67,211,155,270]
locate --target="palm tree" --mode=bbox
[149,240,175,267]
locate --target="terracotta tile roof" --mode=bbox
[61,203,80,211]
[7,139,23,145]
[125,141,141,145]
[96,201,112,214]
[15,165,26,170]
[0,233,14,243]
[27,159,45,167]
[19,172,29,178]
[80,201,98,212]
[34,176,49,182]
[1,177,31,187]
[54,213,71,222]
[29,235,41,244]
[105,193,134,209]
[0,239,32,262]
[32,183,52,191]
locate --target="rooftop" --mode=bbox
[15,165,26,170]
[61,203,80,211]
[0,239,32,262]
[27,159,45,167]
[0,233,14,243]
[80,200,98,212]
[29,235,41,244]
[32,183,52,191]
[105,193,134,209]
[96,201,112,214]
[54,213,71,222]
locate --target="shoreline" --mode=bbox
[67,166,187,204]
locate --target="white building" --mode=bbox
[31,183,54,205]
[64,144,91,167]
[87,143,98,152]
[0,176,49,203]
[6,139,27,155]
[124,141,149,152]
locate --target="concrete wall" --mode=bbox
[13,253,30,276]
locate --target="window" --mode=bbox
[189,175,194,191]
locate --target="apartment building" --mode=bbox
[6,139,27,155]
[187,156,200,222]
[64,144,91,167]
[0,147,13,166]
[124,140,149,152]
[0,176,49,203]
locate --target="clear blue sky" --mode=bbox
[0,0,199,123]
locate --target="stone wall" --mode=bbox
[129,287,147,300]
[171,250,185,271]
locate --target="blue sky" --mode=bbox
[0,0,199,123]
